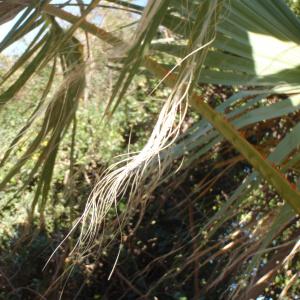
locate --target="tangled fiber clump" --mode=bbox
[65,0,221,267]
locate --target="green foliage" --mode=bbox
[0,1,300,299]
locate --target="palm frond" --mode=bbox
[1,1,300,297]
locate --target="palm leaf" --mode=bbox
[1,1,300,296]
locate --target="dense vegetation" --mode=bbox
[0,0,300,299]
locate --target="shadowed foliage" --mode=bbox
[0,0,300,299]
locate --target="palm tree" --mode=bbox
[1,0,300,298]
